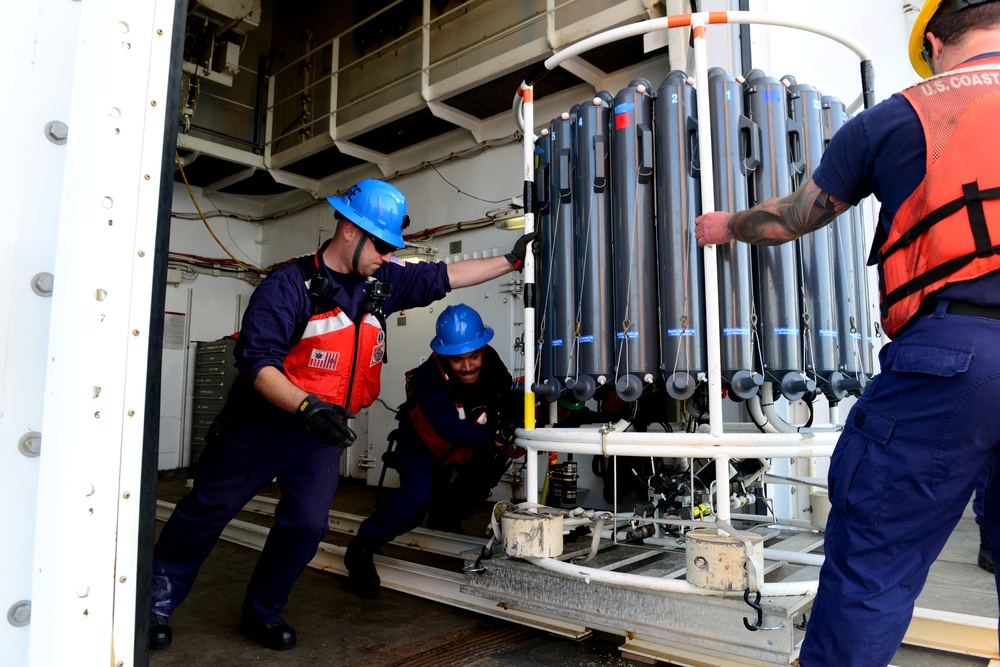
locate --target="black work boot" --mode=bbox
[239,618,296,650]
[149,613,172,650]
[979,525,996,574]
[344,538,380,597]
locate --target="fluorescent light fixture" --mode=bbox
[395,243,438,263]
[491,208,525,230]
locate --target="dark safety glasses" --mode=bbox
[369,235,398,255]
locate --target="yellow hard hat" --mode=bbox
[909,0,996,78]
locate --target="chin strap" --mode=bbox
[351,230,370,274]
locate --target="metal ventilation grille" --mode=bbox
[443,62,585,120]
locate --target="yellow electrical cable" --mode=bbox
[174,153,269,273]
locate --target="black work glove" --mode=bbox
[495,436,526,459]
[296,394,357,449]
[495,419,525,459]
[504,231,538,271]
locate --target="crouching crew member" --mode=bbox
[345,304,524,596]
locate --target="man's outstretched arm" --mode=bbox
[695,178,850,247]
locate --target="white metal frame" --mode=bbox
[512,10,874,596]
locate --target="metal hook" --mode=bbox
[743,589,763,631]
[742,589,786,632]
[463,544,493,575]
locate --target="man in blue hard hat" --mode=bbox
[696,2,1000,665]
[149,180,535,651]
[344,304,524,597]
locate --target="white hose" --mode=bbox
[747,394,781,433]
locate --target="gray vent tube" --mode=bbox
[654,71,705,401]
[610,79,659,402]
[706,67,761,400]
[566,92,615,402]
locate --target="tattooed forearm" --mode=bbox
[728,209,789,245]
[726,179,848,245]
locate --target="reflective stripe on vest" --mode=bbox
[283,309,385,414]
[879,59,1000,337]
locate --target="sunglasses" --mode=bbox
[369,235,398,255]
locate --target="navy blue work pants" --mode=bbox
[354,437,506,551]
[799,302,1000,666]
[152,416,341,624]
[975,463,988,526]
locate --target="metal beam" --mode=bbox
[156,498,1000,663]
[904,607,1000,660]
[203,167,256,194]
[555,57,607,90]
[268,169,321,197]
[176,133,265,169]
[237,496,488,557]
[426,101,485,143]
[621,635,791,667]
[154,501,589,639]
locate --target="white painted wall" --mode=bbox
[747,0,920,105]
[0,0,79,661]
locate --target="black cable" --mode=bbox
[427,162,512,204]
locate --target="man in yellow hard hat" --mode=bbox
[696,2,1000,665]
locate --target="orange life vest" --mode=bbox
[878,59,1000,337]
[283,254,385,413]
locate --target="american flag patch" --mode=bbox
[308,349,340,370]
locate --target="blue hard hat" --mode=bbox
[326,179,408,249]
[430,304,494,356]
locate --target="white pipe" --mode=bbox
[512,91,525,134]
[764,548,824,567]
[521,82,538,505]
[542,12,872,73]
[517,425,839,446]
[519,437,835,461]
[714,456,730,526]
[528,556,818,597]
[519,425,834,447]
[828,401,840,427]
[691,14,724,439]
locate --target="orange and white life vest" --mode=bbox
[878,59,1000,337]
[283,254,386,413]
